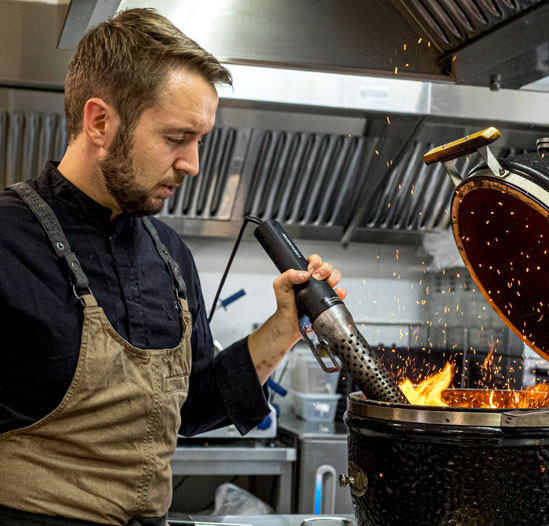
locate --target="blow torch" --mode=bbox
[254,219,409,405]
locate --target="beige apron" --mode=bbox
[0,183,192,525]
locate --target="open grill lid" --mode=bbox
[424,129,549,361]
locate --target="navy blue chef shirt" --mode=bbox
[0,161,269,436]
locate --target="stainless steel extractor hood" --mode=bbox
[59,0,549,90]
[2,0,549,246]
[155,70,549,246]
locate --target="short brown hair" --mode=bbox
[64,8,232,141]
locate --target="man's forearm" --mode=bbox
[247,311,301,385]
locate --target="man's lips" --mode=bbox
[159,184,176,199]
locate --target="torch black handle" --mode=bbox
[254,219,343,321]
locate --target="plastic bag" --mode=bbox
[212,482,273,516]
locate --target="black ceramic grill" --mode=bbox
[345,393,549,526]
[337,128,549,526]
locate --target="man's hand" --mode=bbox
[248,254,346,385]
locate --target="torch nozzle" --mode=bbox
[312,304,409,404]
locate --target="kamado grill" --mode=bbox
[253,129,549,525]
[339,128,549,526]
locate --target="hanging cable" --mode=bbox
[208,215,263,323]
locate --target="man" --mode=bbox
[0,8,345,526]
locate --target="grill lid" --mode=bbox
[425,129,549,361]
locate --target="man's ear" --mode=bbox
[82,98,120,150]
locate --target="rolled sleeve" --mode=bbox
[214,336,270,435]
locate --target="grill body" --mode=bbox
[345,393,549,526]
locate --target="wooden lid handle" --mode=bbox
[423,127,501,165]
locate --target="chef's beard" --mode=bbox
[98,130,164,218]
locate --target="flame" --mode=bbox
[398,357,549,409]
[399,362,453,406]
[488,390,496,408]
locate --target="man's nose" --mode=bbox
[173,145,199,177]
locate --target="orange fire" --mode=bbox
[399,359,549,409]
[400,362,453,406]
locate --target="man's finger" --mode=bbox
[327,268,342,288]
[273,269,311,293]
[334,287,347,300]
[311,262,333,280]
[306,254,322,273]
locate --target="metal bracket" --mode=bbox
[478,146,509,178]
[442,159,464,187]
[501,409,549,428]
[298,315,341,373]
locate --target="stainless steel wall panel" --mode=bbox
[274,132,307,223]
[314,136,352,226]
[221,64,549,122]
[5,112,24,188]
[0,112,6,187]
[286,134,323,225]
[325,137,365,227]
[300,134,338,225]
[0,109,67,189]
[21,113,40,182]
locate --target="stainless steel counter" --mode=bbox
[180,514,356,525]
[171,444,296,513]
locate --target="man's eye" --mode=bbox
[167,137,185,145]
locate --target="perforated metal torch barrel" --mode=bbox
[313,305,409,404]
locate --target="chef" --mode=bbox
[0,8,345,526]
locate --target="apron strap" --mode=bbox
[9,182,186,304]
[8,182,92,299]
[142,217,187,300]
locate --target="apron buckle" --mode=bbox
[72,283,94,306]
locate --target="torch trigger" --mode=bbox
[298,315,340,373]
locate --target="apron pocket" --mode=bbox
[164,374,188,394]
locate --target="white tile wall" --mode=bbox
[185,237,429,348]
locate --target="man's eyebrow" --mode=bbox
[161,127,210,140]
[161,126,199,135]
